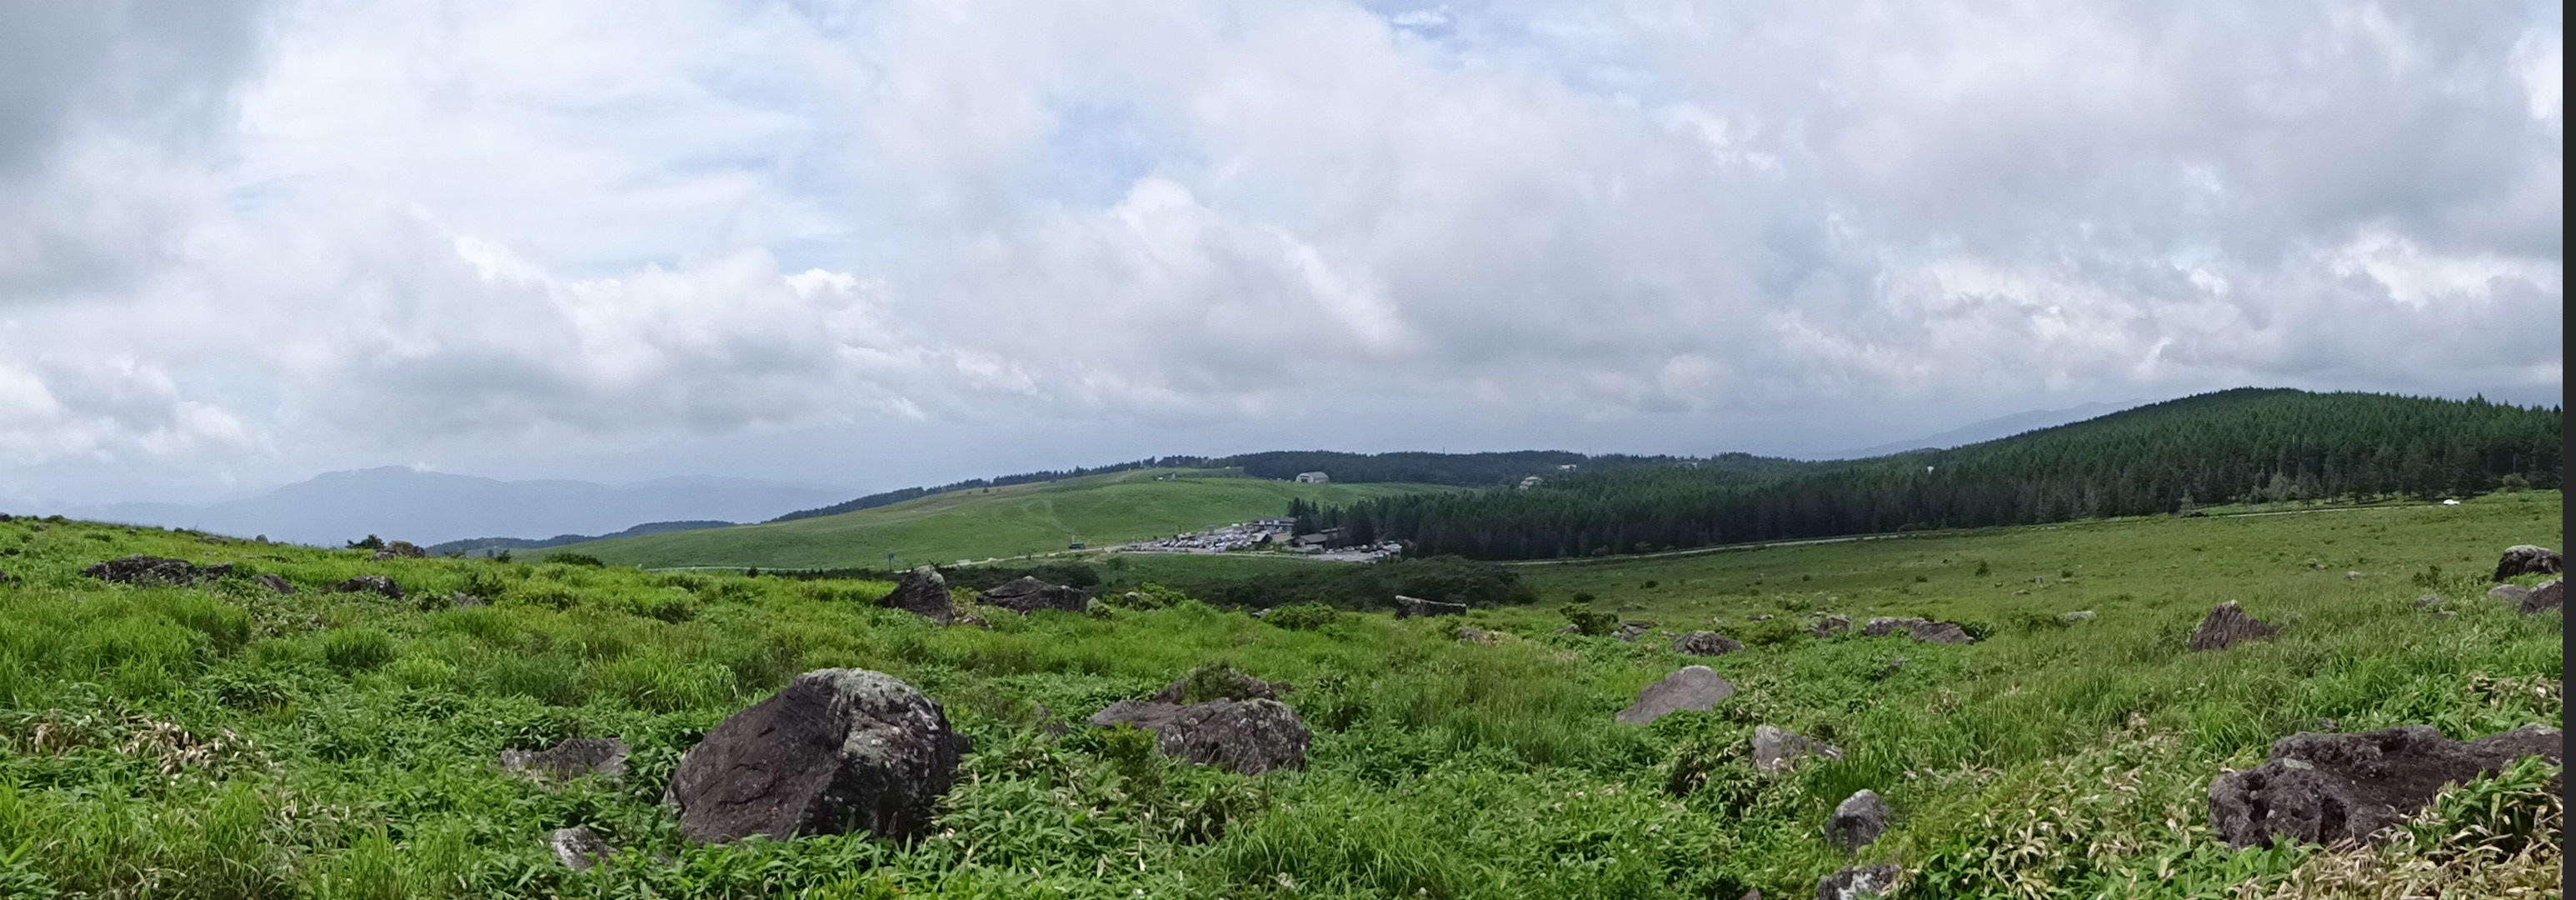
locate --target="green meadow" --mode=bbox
[0,490,2559,898]
[551,468,1452,571]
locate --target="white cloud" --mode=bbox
[0,0,2559,498]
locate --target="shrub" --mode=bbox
[322,629,397,674]
[1263,602,1339,631]
[1740,619,1805,648]
[1559,602,1615,637]
[1974,560,1992,576]
[1106,582,1196,610]
[2008,611,2072,633]
[544,552,607,568]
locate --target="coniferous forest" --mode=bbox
[1311,389,2563,560]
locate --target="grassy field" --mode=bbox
[550,468,1453,570]
[0,491,2559,898]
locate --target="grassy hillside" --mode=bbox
[552,468,1453,570]
[0,492,2557,898]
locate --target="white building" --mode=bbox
[1293,471,1330,483]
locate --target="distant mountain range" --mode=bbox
[1822,400,2144,458]
[58,467,850,548]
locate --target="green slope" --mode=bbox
[552,468,1454,569]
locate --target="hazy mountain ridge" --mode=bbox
[54,467,848,548]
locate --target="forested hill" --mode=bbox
[1310,388,2563,560]
[769,451,1748,522]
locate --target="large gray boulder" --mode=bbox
[501,738,629,782]
[1815,865,1900,900]
[1752,725,1844,775]
[1825,789,1890,852]
[1393,594,1469,618]
[1615,665,1736,726]
[2520,579,2562,614]
[2207,724,2563,848]
[1908,621,1974,644]
[1674,631,1745,657]
[876,566,956,622]
[977,576,1090,613]
[1086,698,1310,774]
[2494,545,2562,581]
[82,555,234,587]
[2489,583,2534,603]
[2189,602,2279,651]
[668,668,968,843]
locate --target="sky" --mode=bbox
[1,0,2562,506]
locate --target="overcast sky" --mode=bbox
[2,0,2561,505]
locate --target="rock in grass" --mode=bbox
[1455,625,1500,643]
[1815,864,1900,900]
[548,827,611,872]
[1868,657,1906,682]
[1615,665,1735,726]
[1614,620,1656,642]
[1675,631,1745,657]
[1752,725,1843,775]
[876,566,955,622]
[1825,789,1890,852]
[1150,662,1286,703]
[2489,583,2534,603]
[448,591,486,608]
[255,573,295,594]
[2188,602,2278,651]
[1808,614,1852,638]
[1393,594,1469,618]
[2207,724,2563,848]
[2520,579,2562,614]
[1860,617,1926,637]
[669,668,967,843]
[501,738,629,782]
[333,574,403,599]
[1907,621,1974,644]
[977,576,1089,613]
[1086,698,1310,774]
[2494,545,2563,580]
[82,555,235,587]
[2060,610,2096,622]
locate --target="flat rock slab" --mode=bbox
[1393,594,1468,618]
[2494,545,2563,580]
[501,738,629,782]
[1087,698,1310,774]
[82,556,234,587]
[1908,621,1974,643]
[669,668,967,844]
[255,573,295,594]
[1674,630,1745,656]
[978,576,1090,613]
[2207,723,2563,848]
[2189,602,2278,651]
[877,566,956,622]
[1616,665,1735,726]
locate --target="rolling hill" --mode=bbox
[550,468,1455,569]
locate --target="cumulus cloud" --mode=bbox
[0,0,2559,496]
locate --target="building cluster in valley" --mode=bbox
[1121,515,1404,561]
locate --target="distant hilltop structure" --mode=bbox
[1293,472,1330,484]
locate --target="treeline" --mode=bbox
[1312,389,2563,560]
[770,457,1211,522]
[1223,450,1729,487]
